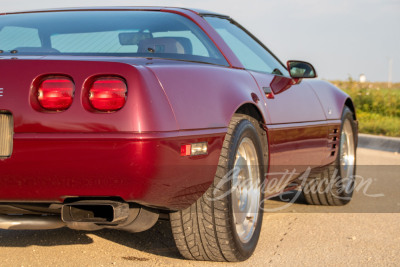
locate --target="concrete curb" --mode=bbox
[358,133,400,153]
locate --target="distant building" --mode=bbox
[359,74,367,83]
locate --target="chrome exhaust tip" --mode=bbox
[61,200,130,224]
[0,200,159,232]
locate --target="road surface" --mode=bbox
[1,147,399,266]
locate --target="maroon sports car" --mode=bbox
[0,7,357,262]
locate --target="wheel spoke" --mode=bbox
[232,137,260,243]
[340,119,355,191]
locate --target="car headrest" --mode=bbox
[138,37,192,54]
[173,37,193,55]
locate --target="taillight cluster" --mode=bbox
[88,78,127,112]
[35,76,127,112]
[38,77,74,111]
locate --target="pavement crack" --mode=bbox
[269,216,298,264]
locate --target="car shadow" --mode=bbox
[0,191,307,260]
[92,220,182,260]
[268,190,308,205]
[0,227,94,247]
[92,191,310,259]
[0,220,183,260]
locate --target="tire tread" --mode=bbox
[170,114,263,261]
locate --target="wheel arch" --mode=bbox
[343,99,358,147]
[344,98,357,120]
[234,103,269,169]
[235,103,265,124]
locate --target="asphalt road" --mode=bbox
[1,147,399,266]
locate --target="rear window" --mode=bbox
[0,11,228,66]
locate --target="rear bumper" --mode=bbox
[0,129,226,210]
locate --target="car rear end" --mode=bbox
[0,8,227,231]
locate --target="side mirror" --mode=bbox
[287,60,317,79]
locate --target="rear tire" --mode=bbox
[170,114,265,262]
[302,106,357,206]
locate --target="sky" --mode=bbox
[1,0,399,82]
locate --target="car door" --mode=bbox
[204,16,329,189]
[249,71,328,176]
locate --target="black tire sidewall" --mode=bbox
[227,118,265,259]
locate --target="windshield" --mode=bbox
[0,11,228,66]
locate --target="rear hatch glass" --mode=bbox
[0,11,228,66]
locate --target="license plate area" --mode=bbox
[0,113,13,158]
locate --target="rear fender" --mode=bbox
[147,64,269,130]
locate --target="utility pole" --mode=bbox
[388,58,393,88]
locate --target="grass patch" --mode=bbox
[357,111,400,137]
[330,80,400,137]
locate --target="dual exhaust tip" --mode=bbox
[62,200,130,224]
[0,200,159,232]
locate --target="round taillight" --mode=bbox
[89,77,127,112]
[38,77,74,111]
